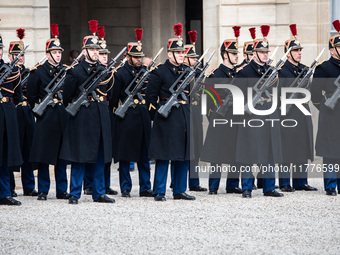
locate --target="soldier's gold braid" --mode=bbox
[3,70,21,84]
[98,69,114,86]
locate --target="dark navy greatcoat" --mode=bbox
[234,59,282,164]
[189,67,203,161]
[311,56,340,159]
[278,60,314,163]
[27,61,68,165]
[0,59,23,167]
[110,61,151,162]
[16,65,35,164]
[60,59,113,164]
[200,63,239,164]
[145,59,190,161]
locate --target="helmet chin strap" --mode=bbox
[86,48,95,63]
[256,51,266,65]
[289,51,299,65]
[49,51,58,66]
[335,47,340,60]
[187,57,192,67]
[172,51,179,66]
[226,52,233,66]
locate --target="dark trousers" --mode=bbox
[10,138,36,192]
[0,146,11,200]
[188,158,200,188]
[118,136,151,193]
[323,158,340,191]
[279,163,308,188]
[69,142,105,200]
[154,160,188,196]
[208,162,240,191]
[84,161,111,190]
[37,159,67,197]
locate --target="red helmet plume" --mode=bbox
[50,24,59,38]
[173,23,183,37]
[135,29,143,42]
[289,24,297,37]
[260,25,270,38]
[16,28,25,40]
[232,26,241,39]
[333,20,340,33]
[97,26,105,39]
[188,31,197,44]
[249,27,256,40]
[88,20,98,35]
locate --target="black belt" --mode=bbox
[0,97,14,103]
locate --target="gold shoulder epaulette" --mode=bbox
[236,64,247,73]
[30,64,41,71]
[316,60,326,67]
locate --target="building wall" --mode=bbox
[0,0,50,67]
[203,0,330,72]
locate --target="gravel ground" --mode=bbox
[1,163,340,255]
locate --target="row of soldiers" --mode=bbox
[0,19,340,206]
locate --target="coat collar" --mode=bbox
[80,59,99,74]
[249,59,268,76]
[164,59,184,74]
[218,63,235,78]
[330,56,340,68]
[123,61,142,76]
[42,60,63,76]
[283,60,304,76]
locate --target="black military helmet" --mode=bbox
[127,28,144,57]
[329,20,340,49]
[46,24,64,52]
[185,30,199,58]
[82,20,100,49]
[220,26,240,54]
[9,28,25,54]
[97,26,110,54]
[253,25,270,52]
[243,41,254,54]
[284,24,303,52]
[168,23,185,51]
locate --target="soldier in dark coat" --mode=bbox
[200,27,242,195]
[8,29,38,197]
[61,20,115,204]
[182,31,206,192]
[310,20,340,196]
[110,29,152,198]
[236,40,254,70]
[27,24,69,201]
[146,23,195,201]
[234,25,284,198]
[0,32,23,205]
[278,24,317,192]
[83,26,118,196]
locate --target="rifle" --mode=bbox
[0,44,30,99]
[158,49,209,118]
[66,47,126,117]
[32,52,84,117]
[190,50,215,102]
[20,56,47,101]
[284,48,325,113]
[115,48,163,119]
[267,46,278,66]
[324,75,340,110]
[244,48,291,115]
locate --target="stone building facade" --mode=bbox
[0,0,338,69]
